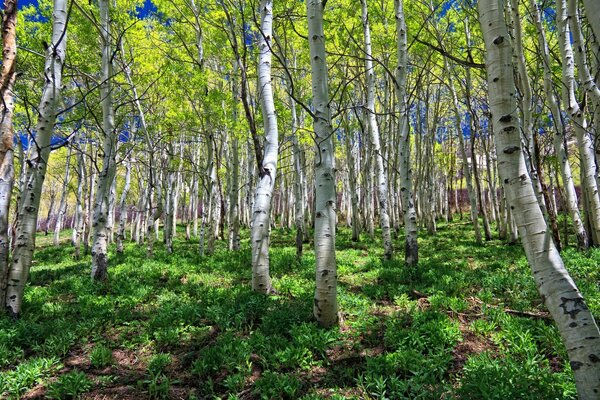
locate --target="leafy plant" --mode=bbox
[0,357,59,397]
[253,371,301,400]
[147,353,172,376]
[89,344,113,368]
[46,370,92,399]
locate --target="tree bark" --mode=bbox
[91,0,118,281]
[53,146,72,246]
[556,0,600,246]
[0,0,17,310]
[116,155,131,254]
[529,0,587,249]
[361,0,392,259]
[251,0,278,293]
[5,0,67,315]
[395,0,418,265]
[478,1,600,396]
[307,0,338,328]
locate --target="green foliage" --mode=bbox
[89,344,113,368]
[46,370,93,399]
[0,222,592,398]
[253,371,302,400]
[458,351,576,399]
[0,357,60,398]
[147,353,172,376]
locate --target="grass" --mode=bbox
[0,220,598,399]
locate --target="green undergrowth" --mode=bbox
[1,220,598,399]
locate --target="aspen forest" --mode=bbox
[1,0,600,398]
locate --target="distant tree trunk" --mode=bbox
[528,0,587,249]
[116,156,131,254]
[568,0,600,109]
[228,66,241,251]
[91,0,118,281]
[307,0,338,328]
[478,2,600,397]
[343,116,361,243]
[5,0,67,316]
[556,0,600,246]
[290,84,306,256]
[53,146,72,246]
[361,0,392,259]
[44,188,56,236]
[395,0,418,265]
[74,158,86,259]
[446,59,482,245]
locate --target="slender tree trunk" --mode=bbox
[529,0,587,249]
[556,0,600,246]
[53,146,72,246]
[116,156,131,254]
[91,0,118,281]
[307,0,338,328]
[0,0,17,310]
[343,118,361,243]
[478,2,600,396]
[395,0,418,265]
[251,0,278,293]
[581,0,600,46]
[290,83,306,256]
[446,59,482,244]
[44,189,56,236]
[229,66,241,251]
[361,0,392,259]
[5,0,67,315]
[73,147,86,259]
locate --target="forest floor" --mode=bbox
[0,220,598,399]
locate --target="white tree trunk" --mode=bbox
[307,0,338,328]
[529,0,588,249]
[290,87,306,256]
[251,0,278,293]
[361,0,392,259]
[556,0,600,246]
[5,0,67,315]
[478,1,600,397]
[228,68,241,251]
[116,156,131,254]
[91,0,118,281]
[73,148,86,259]
[568,0,600,109]
[53,146,72,246]
[395,0,418,265]
[0,0,17,309]
[581,0,600,43]
[446,60,482,245]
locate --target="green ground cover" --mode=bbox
[0,221,598,399]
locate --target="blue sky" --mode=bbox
[19,0,38,8]
[15,0,156,17]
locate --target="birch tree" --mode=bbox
[91,0,119,281]
[478,1,600,396]
[53,146,72,245]
[307,0,337,328]
[5,0,68,315]
[250,0,278,293]
[556,0,600,246]
[395,0,418,265]
[0,0,17,309]
[528,0,588,249]
[361,0,392,259]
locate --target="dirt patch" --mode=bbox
[449,321,497,376]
